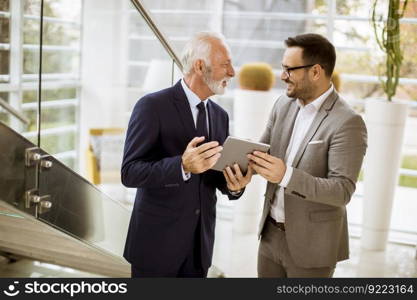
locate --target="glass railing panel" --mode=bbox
[0,122,37,216]
[0,0,42,217]
[0,121,130,258]
[37,146,131,257]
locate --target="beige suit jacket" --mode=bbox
[258,90,367,268]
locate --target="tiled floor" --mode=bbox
[222,231,417,278]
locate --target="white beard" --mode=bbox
[203,71,231,95]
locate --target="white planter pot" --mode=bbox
[362,99,408,250]
[233,89,277,140]
[232,89,278,234]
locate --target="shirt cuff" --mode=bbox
[181,164,191,181]
[279,166,293,188]
[229,189,242,196]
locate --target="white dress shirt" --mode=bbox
[180,79,209,181]
[270,85,334,222]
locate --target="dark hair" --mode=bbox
[285,33,336,78]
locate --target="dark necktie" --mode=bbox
[196,102,209,141]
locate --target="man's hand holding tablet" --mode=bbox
[211,136,270,193]
[211,136,270,173]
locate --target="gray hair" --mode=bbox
[181,31,229,75]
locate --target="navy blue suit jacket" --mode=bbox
[121,80,241,273]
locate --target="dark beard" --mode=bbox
[285,79,297,98]
[285,77,311,100]
[286,90,296,98]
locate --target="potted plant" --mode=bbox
[233,62,277,234]
[362,0,409,250]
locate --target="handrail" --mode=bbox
[0,97,30,125]
[130,0,183,72]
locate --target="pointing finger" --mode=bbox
[247,154,272,169]
[196,141,220,154]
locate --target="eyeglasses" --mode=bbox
[282,64,316,78]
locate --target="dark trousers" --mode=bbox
[131,217,207,278]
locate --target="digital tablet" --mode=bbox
[211,136,270,173]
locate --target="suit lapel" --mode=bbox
[291,91,339,168]
[274,100,300,159]
[268,100,299,196]
[172,80,197,141]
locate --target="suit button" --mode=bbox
[195,209,200,215]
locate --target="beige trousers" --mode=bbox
[258,217,335,278]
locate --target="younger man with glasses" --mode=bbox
[248,33,368,277]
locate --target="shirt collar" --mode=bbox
[181,78,209,108]
[297,84,334,111]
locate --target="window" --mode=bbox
[0,0,81,171]
[0,1,10,82]
[135,0,417,239]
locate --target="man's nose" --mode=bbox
[228,65,235,77]
[281,70,288,81]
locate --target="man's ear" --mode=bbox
[193,59,205,76]
[311,64,322,81]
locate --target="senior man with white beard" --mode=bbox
[121,31,253,277]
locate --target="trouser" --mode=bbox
[131,217,207,278]
[257,216,335,278]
